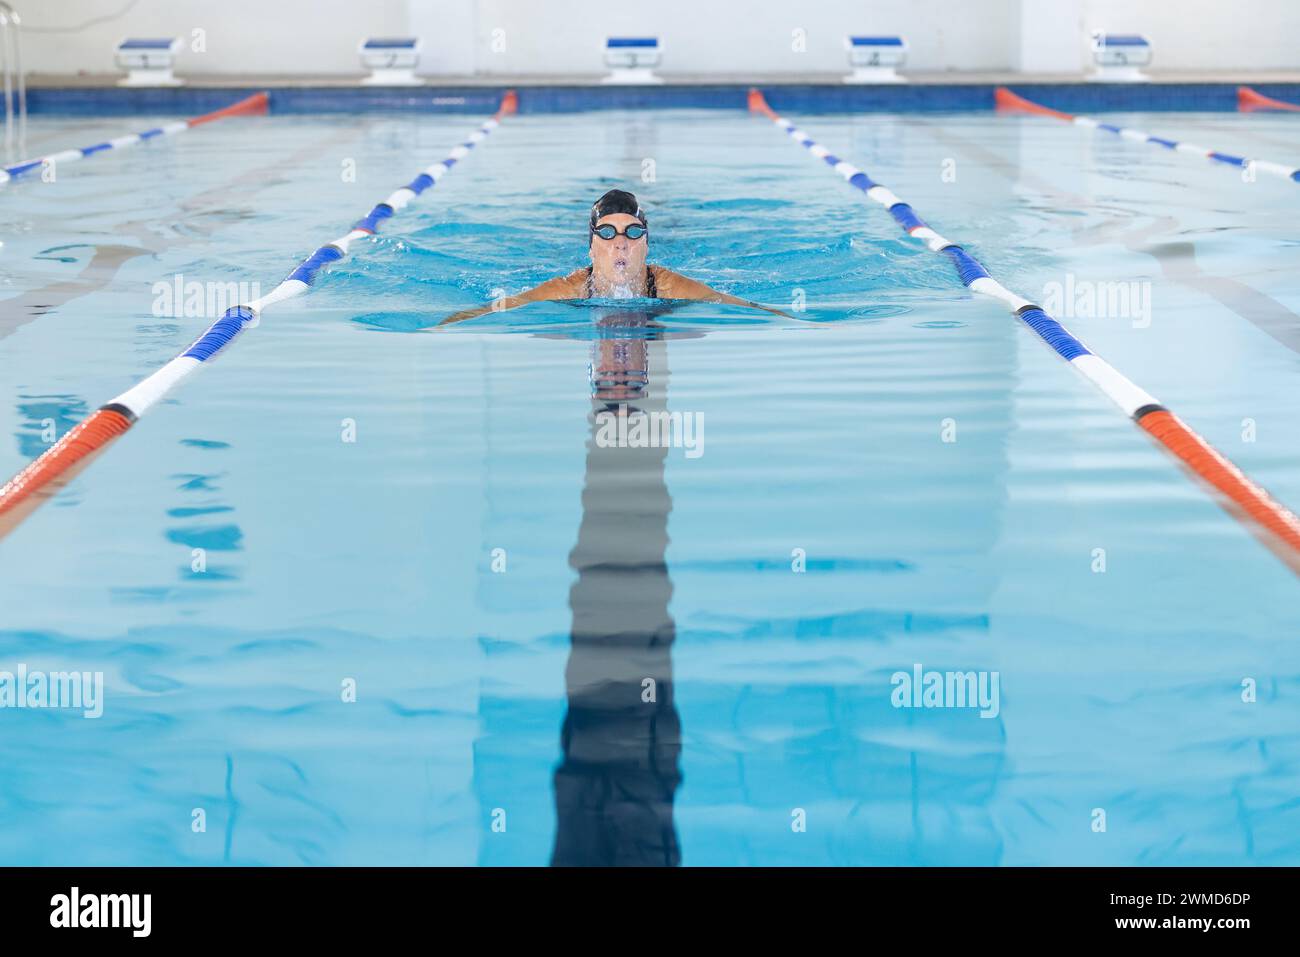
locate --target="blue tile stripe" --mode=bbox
[21,82,1300,118]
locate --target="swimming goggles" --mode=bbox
[591,222,648,241]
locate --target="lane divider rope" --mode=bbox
[0,92,270,186]
[1238,86,1300,113]
[995,87,1300,184]
[748,88,1300,576]
[0,90,518,539]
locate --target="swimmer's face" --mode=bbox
[589,213,648,284]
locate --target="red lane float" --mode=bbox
[186,90,270,127]
[993,87,1076,122]
[1237,86,1300,113]
[0,408,133,538]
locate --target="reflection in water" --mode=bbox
[168,440,244,585]
[0,245,153,345]
[552,308,682,866]
[15,395,88,460]
[0,124,372,346]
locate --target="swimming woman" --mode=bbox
[437,188,788,325]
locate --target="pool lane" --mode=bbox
[997,87,1300,184]
[0,92,518,542]
[748,90,1300,578]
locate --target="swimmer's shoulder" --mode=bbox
[524,267,589,302]
[648,266,768,311]
[648,265,710,299]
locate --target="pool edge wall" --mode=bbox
[19,82,1300,116]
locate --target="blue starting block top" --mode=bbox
[607,37,659,48]
[1095,34,1150,47]
[117,38,178,50]
[849,36,905,47]
[362,38,419,50]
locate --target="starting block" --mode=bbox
[602,37,663,85]
[844,36,908,84]
[1088,33,1152,83]
[359,37,423,86]
[115,38,182,87]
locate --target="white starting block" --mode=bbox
[1088,32,1152,82]
[115,38,182,87]
[359,37,423,86]
[601,37,663,85]
[843,36,908,84]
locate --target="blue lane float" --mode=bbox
[996,87,1300,184]
[0,91,269,186]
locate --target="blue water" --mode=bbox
[2,109,1299,865]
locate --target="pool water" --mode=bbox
[1,107,1299,865]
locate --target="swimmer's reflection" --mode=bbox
[552,308,682,866]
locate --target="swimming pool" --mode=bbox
[1,101,1299,865]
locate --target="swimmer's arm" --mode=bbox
[651,267,796,319]
[436,269,588,327]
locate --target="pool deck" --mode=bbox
[19,72,1300,115]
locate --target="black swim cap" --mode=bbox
[589,188,647,229]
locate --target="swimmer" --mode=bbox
[438,188,790,325]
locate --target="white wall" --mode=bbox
[1014,0,1087,74]
[15,0,1300,78]
[462,0,1016,75]
[19,0,411,76]
[1085,0,1300,72]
